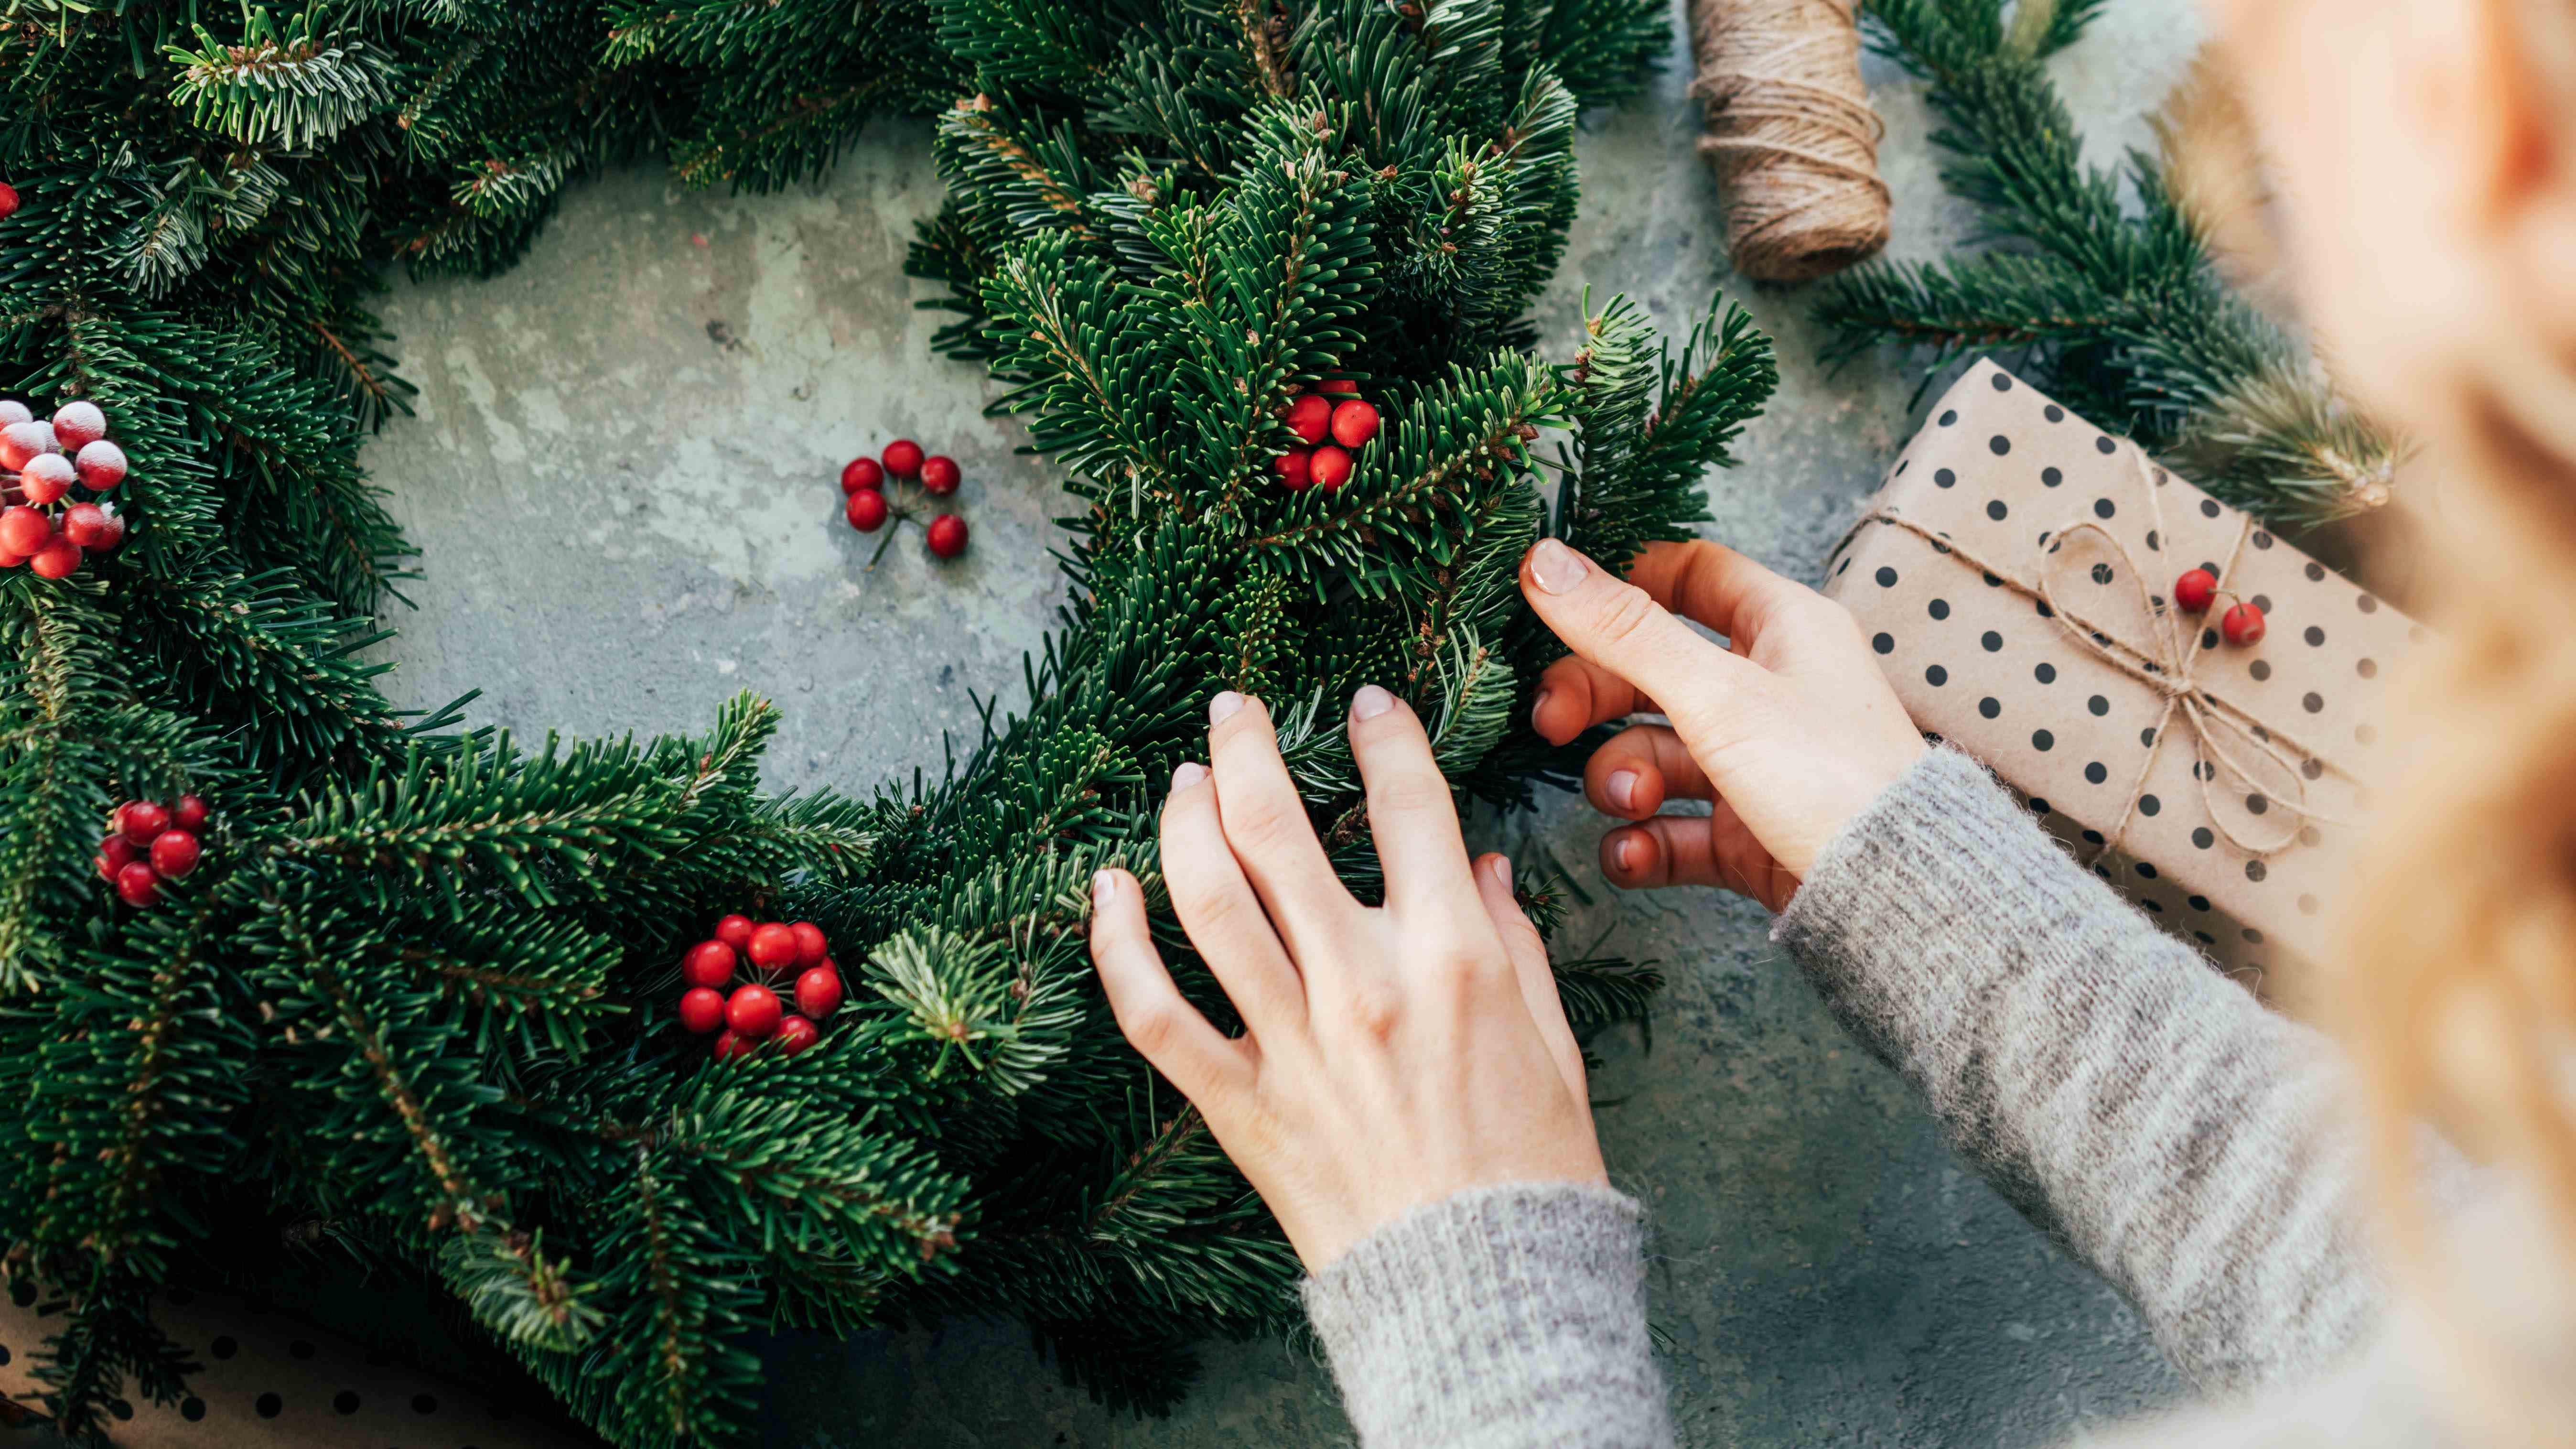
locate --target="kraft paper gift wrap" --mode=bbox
[1822,359,2429,984]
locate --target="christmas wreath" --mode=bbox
[0,0,1777,1443]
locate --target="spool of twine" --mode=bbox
[1688,0,1892,282]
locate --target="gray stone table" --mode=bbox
[363,1,2208,1441]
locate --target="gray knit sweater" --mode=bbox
[1300,747,2512,1449]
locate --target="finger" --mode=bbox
[1520,540,1762,737]
[1584,724,1714,820]
[1473,854,1585,1097]
[1204,692,1357,946]
[1347,685,1478,912]
[1627,538,1823,653]
[1531,657,1665,745]
[1599,807,1794,906]
[1089,867,1254,1099]
[1160,761,1309,1033]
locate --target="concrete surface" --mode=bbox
[364,1,2210,1442]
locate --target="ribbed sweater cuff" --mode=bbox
[1301,1182,1671,1449]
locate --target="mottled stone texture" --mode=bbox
[357,1,2210,1442]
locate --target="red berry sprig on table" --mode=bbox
[672,912,846,1060]
[1273,380,1380,493]
[2221,600,2266,647]
[838,437,971,567]
[2171,567,2265,648]
[97,794,208,907]
[0,396,130,578]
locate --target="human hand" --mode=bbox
[1520,537,1927,912]
[1086,686,1604,1272]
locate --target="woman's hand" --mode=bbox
[1520,537,1927,911]
[1087,686,1604,1272]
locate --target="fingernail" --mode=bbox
[1173,761,1209,790]
[1092,869,1116,909]
[1208,691,1247,724]
[1350,684,1396,721]
[1607,769,1640,812]
[1486,854,1514,888]
[1528,538,1586,595]
[1613,835,1636,872]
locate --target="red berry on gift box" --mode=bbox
[1319,378,1358,395]
[1308,444,1352,491]
[795,963,844,1020]
[173,794,208,832]
[746,921,799,973]
[882,439,924,478]
[0,183,16,223]
[61,503,112,548]
[27,538,78,579]
[149,829,199,879]
[841,456,884,494]
[679,987,728,1035]
[683,939,737,989]
[726,982,782,1038]
[2173,568,2218,614]
[19,453,74,505]
[75,440,125,491]
[0,421,52,470]
[96,834,136,882]
[2222,601,2266,647]
[118,800,169,846]
[0,506,49,557]
[927,513,968,559]
[1329,399,1380,449]
[115,860,160,907]
[845,488,890,532]
[775,1014,820,1056]
[714,913,754,950]
[788,920,828,968]
[50,401,104,451]
[713,1028,753,1060]
[1286,394,1332,445]
[1275,448,1313,490]
[919,454,960,495]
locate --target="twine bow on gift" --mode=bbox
[1851,444,2352,866]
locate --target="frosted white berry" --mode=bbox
[75,439,127,491]
[51,401,105,450]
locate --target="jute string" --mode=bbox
[1688,0,1892,282]
[1839,444,2352,866]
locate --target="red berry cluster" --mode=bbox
[1274,379,1380,492]
[2172,568,2265,647]
[0,398,129,578]
[677,913,846,1061]
[841,438,969,565]
[97,795,208,907]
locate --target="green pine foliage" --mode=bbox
[0,0,1773,1443]
[1813,0,2402,529]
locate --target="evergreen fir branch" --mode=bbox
[130,563,412,773]
[440,1226,604,1354]
[655,1089,968,1269]
[0,578,126,992]
[24,1272,200,1438]
[167,15,401,151]
[1549,952,1662,1037]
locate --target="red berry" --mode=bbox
[149,829,200,879]
[60,503,112,548]
[1319,378,1358,395]
[0,402,23,427]
[1275,448,1313,491]
[0,421,52,470]
[2172,568,2218,614]
[50,401,104,451]
[713,1028,753,1061]
[0,506,49,556]
[1328,399,1380,449]
[926,513,968,559]
[882,439,924,478]
[27,538,78,579]
[74,440,125,491]
[1285,394,1332,445]
[0,183,16,223]
[746,921,799,972]
[845,488,890,532]
[840,456,885,494]
[95,834,136,882]
[788,921,829,968]
[795,964,844,1020]
[775,1014,821,1056]
[919,454,960,495]
[115,860,159,907]
[678,987,728,1035]
[682,939,737,989]
[726,982,783,1038]
[173,794,209,832]
[2221,601,2266,647]
[1308,444,1353,490]
[715,913,754,950]
[119,800,170,846]
[19,453,74,505]
[83,511,122,553]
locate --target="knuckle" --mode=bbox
[1221,794,1310,856]
[1368,771,1451,821]
[1121,1000,1184,1059]
[1343,984,1405,1043]
[1591,584,1661,648]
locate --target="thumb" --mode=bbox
[1520,539,1755,724]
